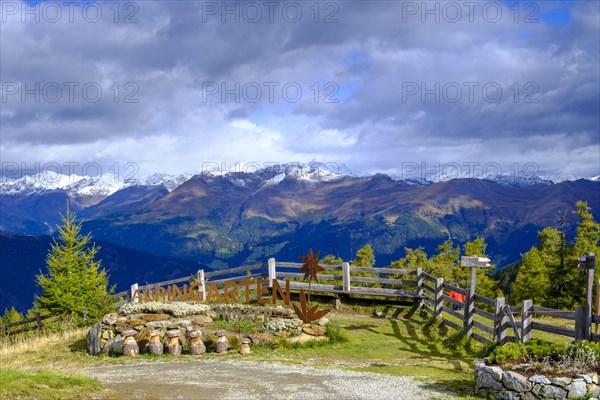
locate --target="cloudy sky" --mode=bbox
[1,0,598,181]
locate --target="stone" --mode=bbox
[86,322,103,355]
[250,333,274,344]
[496,391,521,400]
[476,370,504,391]
[102,313,118,325]
[592,373,599,385]
[289,333,327,345]
[122,335,139,356]
[317,318,330,326]
[532,383,542,395]
[166,330,182,356]
[126,319,146,326]
[115,325,133,333]
[576,374,593,384]
[502,371,532,393]
[239,338,251,355]
[484,366,503,381]
[302,327,316,336]
[567,380,587,398]
[101,329,113,340]
[169,319,192,328]
[105,335,123,354]
[148,330,163,355]
[521,392,538,400]
[146,320,171,328]
[540,385,568,399]
[141,313,171,321]
[552,377,572,387]
[587,384,600,397]
[191,315,213,325]
[530,375,551,385]
[215,330,228,353]
[116,316,127,324]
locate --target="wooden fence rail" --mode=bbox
[0,312,57,338]
[120,258,599,346]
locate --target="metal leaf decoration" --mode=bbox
[293,249,330,323]
[292,290,331,323]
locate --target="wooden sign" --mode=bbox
[461,256,491,268]
[578,253,596,270]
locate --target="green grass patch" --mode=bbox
[0,368,101,400]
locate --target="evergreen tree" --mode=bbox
[2,307,23,324]
[320,254,343,265]
[427,241,459,281]
[390,247,428,270]
[574,201,600,258]
[353,244,375,267]
[35,208,115,326]
[461,237,501,298]
[511,247,549,304]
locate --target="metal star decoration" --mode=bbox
[293,248,330,323]
[299,248,325,282]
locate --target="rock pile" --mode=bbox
[474,359,600,399]
[87,305,329,355]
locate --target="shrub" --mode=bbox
[486,342,526,364]
[326,323,349,344]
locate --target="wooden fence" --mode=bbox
[0,312,59,338]
[27,257,590,346]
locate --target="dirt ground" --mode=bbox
[82,358,456,400]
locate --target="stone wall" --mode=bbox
[474,359,600,399]
[86,302,328,355]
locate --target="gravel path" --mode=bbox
[82,359,457,400]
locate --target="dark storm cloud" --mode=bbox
[0,0,598,177]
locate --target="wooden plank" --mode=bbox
[0,313,55,330]
[472,332,492,344]
[593,315,600,324]
[423,293,434,303]
[140,275,194,289]
[592,332,600,343]
[444,319,462,332]
[474,307,495,321]
[443,283,467,295]
[113,290,129,298]
[350,266,414,275]
[532,321,575,338]
[473,320,495,335]
[276,272,343,281]
[422,283,434,293]
[422,303,434,315]
[442,305,464,320]
[350,276,417,286]
[205,264,265,278]
[209,273,267,285]
[422,271,437,283]
[276,262,342,271]
[349,285,420,298]
[474,294,495,307]
[443,294,464,308]
[531,306,576,320]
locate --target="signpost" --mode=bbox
[460,256,491,337]
[579,253,596,340]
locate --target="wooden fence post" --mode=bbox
[130,283,139,303]
[197,270,206,302]
[342,262,351,292]
[35,312,43,332]
[494,297,507,345]
[463,267,476,337]
[268,258,276,288]
[416,268,424,297]
[575,306,588,342]
[596,279,600,335]
[434,277,444,319]
[521,300,533,343]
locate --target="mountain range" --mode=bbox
[1,163,599,312]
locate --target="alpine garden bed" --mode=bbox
[475,340,600,399]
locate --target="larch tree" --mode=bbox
[35,208,115,326]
